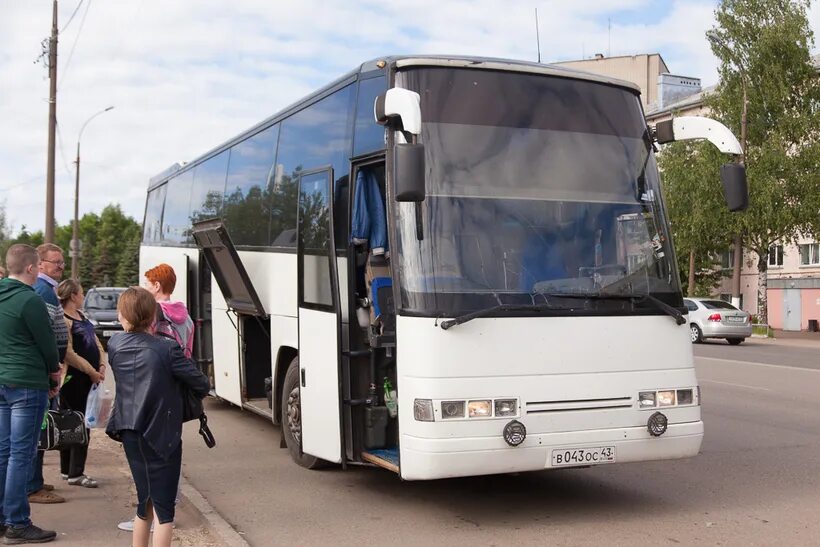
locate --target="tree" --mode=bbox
[705,0,820,323]
[114,233,141,286]
[659,141,733,295]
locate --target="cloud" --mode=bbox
[0,0,817,235]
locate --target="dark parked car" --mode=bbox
[83,287,127,347]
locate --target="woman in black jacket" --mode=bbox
[106,287,209,547]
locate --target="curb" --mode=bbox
[179,475,251,547]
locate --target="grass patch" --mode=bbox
[751,324,772,337]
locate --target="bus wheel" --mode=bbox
[282,357,325,469]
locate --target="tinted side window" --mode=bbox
[353,76,387,156]
[224,124,280,247]
[162,170,195,245]
[684,300,698,312]
[270,84,355,248]
[142,184,167,244]
[190,150,231,228]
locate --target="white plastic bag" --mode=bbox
[85,384,113,428]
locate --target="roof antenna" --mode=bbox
[608,17,611,57]
[535,8,541,63]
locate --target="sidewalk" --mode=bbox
[754,328,820,348]
[30,435,224,546]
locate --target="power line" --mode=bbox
[58,0,92,90]
[55,119,75,178]
[60,0,84,33]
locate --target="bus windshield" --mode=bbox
[394,67,681,317]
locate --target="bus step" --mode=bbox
[361,447,400,474]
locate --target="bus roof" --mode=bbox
[148,55,642,189]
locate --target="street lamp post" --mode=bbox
[72,106,114,279]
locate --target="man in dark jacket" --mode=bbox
[0,244,60,543]
[27,243,68,505]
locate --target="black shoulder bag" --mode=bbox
[180,383,216,448]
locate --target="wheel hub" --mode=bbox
[286,387,302,444]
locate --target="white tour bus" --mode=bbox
[140,56,747,480]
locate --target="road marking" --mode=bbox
[696,356,820,373]
[699,378,771,392]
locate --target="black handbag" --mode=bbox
[38,409,88,451]
[180,383,216,448]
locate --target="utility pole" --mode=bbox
[45,0,58,243]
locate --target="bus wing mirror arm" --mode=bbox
[653,117,748,212]
[653,116,742,154]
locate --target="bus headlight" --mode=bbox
[467,400,492,418]
[441,401,465,419]
[638,391,657,408]
[494,399,518,417]
[657,390,676,407]
[676,389,693,405]
[414,399,434,422]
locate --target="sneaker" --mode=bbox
[41,484,54,492]
[59,474,68,481]
[117,520,135,532]
[27,490,64,504]
[3,523,57,544]
[117,520,174,532]
[67,475,97,488]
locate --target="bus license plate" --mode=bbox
[103,330,119,337]
[551,446,615,467]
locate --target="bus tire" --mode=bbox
[282,357,326,469]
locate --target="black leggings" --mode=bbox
[59,377,91,478]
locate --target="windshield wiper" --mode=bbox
[440,304,555,330]
[539,292,685,325]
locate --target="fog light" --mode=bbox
[638,391,657,408]
[494,399,517,417]
[441,401,465,419]
[413,399,434,422]
[467,400,492,418]
[657,390,676,407]
[647,411,668,436]
[503,420,526,447]
[676,389,693,405]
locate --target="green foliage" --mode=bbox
[0,203,141,289]
[663,0,820,322]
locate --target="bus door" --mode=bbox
[296,168,343,463]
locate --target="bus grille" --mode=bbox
[525,397,633,414]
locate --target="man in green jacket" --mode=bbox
[0,244,60,544]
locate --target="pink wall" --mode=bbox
[768,289,784,329]
[801,289,820,331]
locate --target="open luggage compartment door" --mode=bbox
[191,219,267,318]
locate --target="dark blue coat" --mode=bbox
[106,332,209,459]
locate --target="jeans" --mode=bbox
[0,386,48,527]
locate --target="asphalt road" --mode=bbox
[181,338,820,546]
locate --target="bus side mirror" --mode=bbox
[720,163,748,212]
[394,143,426,202]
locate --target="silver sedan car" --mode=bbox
[684,298,752,345]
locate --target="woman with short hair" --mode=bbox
[56,278,105,488]
[106,287,209,547]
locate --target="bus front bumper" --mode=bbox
[399,421,703,481]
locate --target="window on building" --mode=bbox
[768,244,784,267]
[799,242,820,266]
[720,249,735,269]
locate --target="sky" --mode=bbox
[1,0,818,235]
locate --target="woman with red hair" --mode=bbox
[142,264,194,359]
